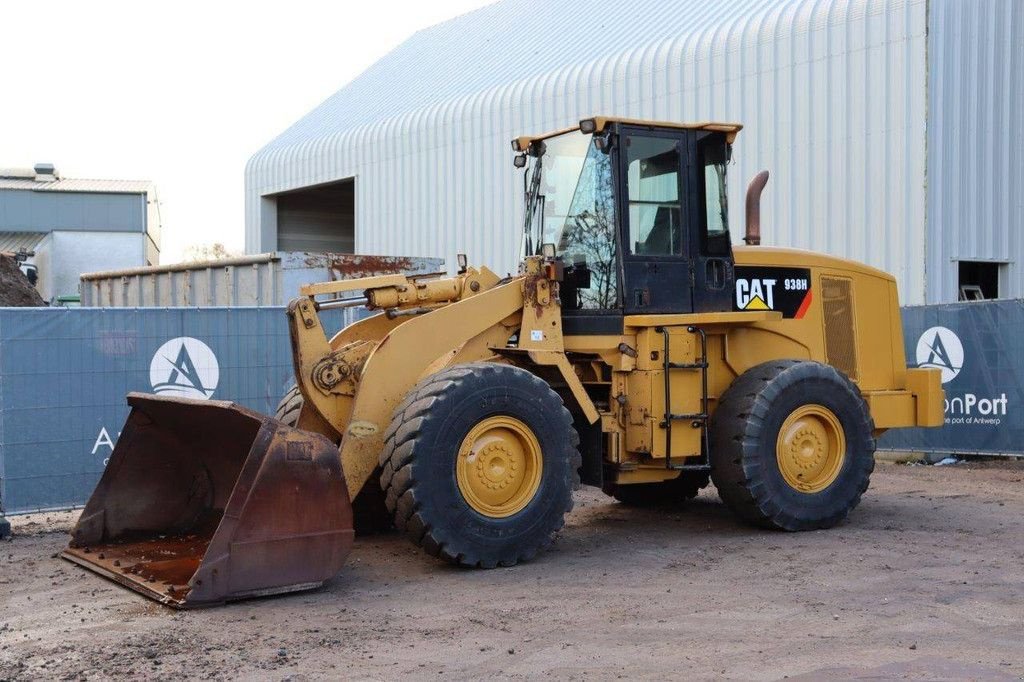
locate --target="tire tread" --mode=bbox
[710,361,875,531]
[379,363,580,567]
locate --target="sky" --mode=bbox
[0,0,493,263]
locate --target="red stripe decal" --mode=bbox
[794,289,813,319]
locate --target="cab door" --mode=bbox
[617,127,693,315]
[687,131,735,313]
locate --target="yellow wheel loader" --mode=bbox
[63,117,943,607]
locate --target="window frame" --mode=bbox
[619,130,690,263]
[693,131,733,257]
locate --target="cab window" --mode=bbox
[697,136,731,256]
[625,136,683,256]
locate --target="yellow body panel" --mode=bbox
[284,246,941,499]
[274,119,943,503]
[558,247,941,483]
[624,311,781,327]
[287,258,602,500]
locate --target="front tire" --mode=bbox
[379,363,580,568]
[710,360,875,531]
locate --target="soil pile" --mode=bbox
[0,253,45,306]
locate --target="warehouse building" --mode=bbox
[245,0,1022,305]
[0,164,160,302]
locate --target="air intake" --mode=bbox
[821,276,858,380]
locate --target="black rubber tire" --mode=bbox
[274,384,304,425]
[379,363,580,568]
[605,471,711,506]
[709,360,875,531]
[273,384,392,535]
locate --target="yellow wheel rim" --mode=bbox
[775,404,846,493]
[456,416,543,518]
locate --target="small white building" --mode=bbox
[0,164,160,302]
[245,0,1023,305]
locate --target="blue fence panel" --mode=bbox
[879,300,1024,454]
[3,301,1020,515]
[0,306,359,514]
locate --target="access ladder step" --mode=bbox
[659,413,707,428]
[667,464,712,472]
[666,413,707,421]
[659,324,712,471]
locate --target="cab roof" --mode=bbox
[512,117,743,152]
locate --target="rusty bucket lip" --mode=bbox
[124,390,258,415]
[61,548,200,608]
[60,548,328,609]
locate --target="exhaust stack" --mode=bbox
[744,170,770,246]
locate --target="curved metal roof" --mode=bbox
[250,0,835,172]
[246,0,934,304]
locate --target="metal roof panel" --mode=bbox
[0,177,153,194]
[0,231,47,253]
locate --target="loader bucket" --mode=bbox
[61,393,354,608]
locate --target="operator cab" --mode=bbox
[514,117,741,332]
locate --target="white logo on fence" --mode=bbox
[150,337,219,399]
[915,326,963,384]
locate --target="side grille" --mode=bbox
[820,276,858,380]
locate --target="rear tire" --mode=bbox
[605,471,710,506]
[379,363,580,568]
[710,360,875,531]
[273,384,392,535]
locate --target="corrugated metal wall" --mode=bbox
[0,190,147,233]
[927,0,1023,302]
[247,0,930,302]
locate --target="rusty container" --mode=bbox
[62,393,353,608]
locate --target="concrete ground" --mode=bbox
[2,460,1022,680]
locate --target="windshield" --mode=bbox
[522,131,617,308]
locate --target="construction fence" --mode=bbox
[1,300,1021,517]
[878,299,1024,455]
[0,306,360,515]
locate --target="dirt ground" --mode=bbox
[2,460,1022,681]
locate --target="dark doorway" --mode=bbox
[957,261,1001,301]
[275,179,354,252]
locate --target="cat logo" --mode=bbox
[733,266,813,319]
[736,278,776,311]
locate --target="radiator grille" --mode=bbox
[821,276,858,380]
